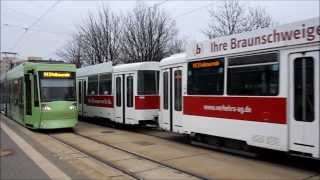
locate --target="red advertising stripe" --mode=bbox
[183,96,286,124]
[135,96,160,110]
[86,95,114,108]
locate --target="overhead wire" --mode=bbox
[153,0,168,8]
[9,0,62,51]
[174,2,215,19]
[3,23,71,36]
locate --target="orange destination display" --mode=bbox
[192,60,221,69]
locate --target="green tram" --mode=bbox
[3,61,78,129]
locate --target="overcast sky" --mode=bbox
[1,0,319,60]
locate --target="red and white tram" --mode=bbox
[112,62,160,125]
[77,62,113,119]
[159,17,320,158]
[76,62,160,125]
[159,53,187,134]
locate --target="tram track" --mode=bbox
[78,120,320,174]
[50,131,206,180]
[49,133,140,179]
[87,119,258,158]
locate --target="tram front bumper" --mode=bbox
[40,101,78,129]
[40,118,77,129]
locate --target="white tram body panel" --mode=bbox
[76,62,114,120]
[112,62,160,125]
[159,53,187,133]
[160,17,320,158]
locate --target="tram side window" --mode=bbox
[99,74,112,95]
[174,70,182,111]
[13,79,22,105]
[294,57,314,122]
[19,78,23,106]
[227,53,279,96]
[163,72,168,110]
[187,59,224,95]
[116,77,121,107]
[78,81,82,104]
[88,75,98,95]
[84,81,87,104]
[34,75,39,107]
[25,75,32,115]
[138,71,159,95]
[127,76,133,107]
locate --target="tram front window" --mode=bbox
[39,71,75,102]
[40,79,75,102]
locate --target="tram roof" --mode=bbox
[76,62,112,77]
[113,61,159,73]
[160,53,186,67]
[5,62,76,80]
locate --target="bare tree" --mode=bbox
[79,7,121,64]
[57,6,121,66]
[57,4,184,66]
[167,38,187,55]
[120,3,183,63]
[203,0,274,39]
[56,34,84,68]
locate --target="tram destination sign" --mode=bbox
[187,17,320,59]
[191,59,221,69]
[41,71,74,79]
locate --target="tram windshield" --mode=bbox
[137,70,159,95]
[39,72,75,102]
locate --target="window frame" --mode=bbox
[174,70,182,111]
[78,81,82,104]
[126,76,134,108]
[88,75,98,96]
[187,58,225,95]
[116,77,122,107]
[226,52,280,97]
[163,71,169,110]
[137,70,159,95]
[34,75,39,107]
[293,57,315,122]
[98,73,112,96]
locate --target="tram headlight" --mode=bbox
[42,104,52,111]
[69,105,77,110]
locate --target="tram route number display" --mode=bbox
[41,71,74,79]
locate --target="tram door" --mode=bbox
[114,74,135,124]
[125,74,135,123]
[289,50,320,158]
[77,79,86,116]
[24,73,41,126]
[161,67,183,133]
[114,75,124,123]
[24,74,33,121]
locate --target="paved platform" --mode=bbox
[0,128,49,180]
[0,115,134,179]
